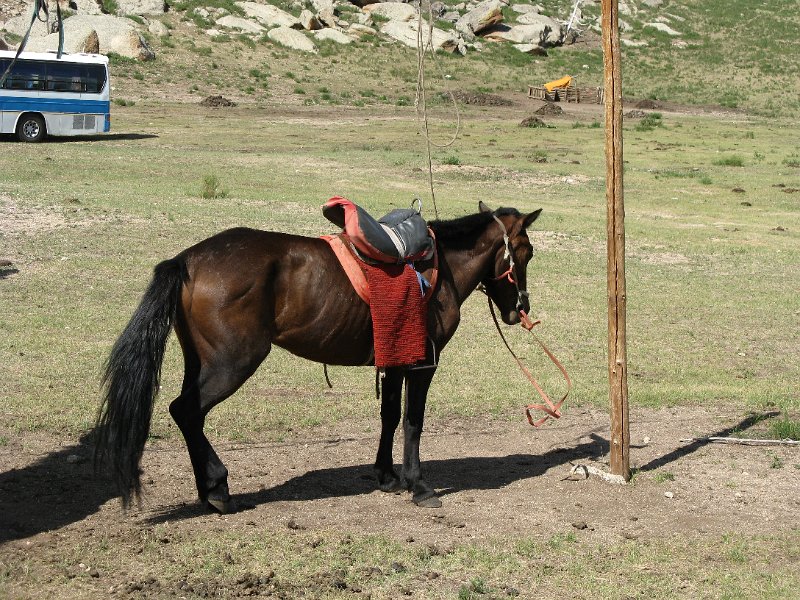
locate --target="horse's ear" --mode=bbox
[522,208,543,229]
[478,201,493,214]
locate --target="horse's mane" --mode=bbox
[429,208,520,248]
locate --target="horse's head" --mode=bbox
[478,201,542,325]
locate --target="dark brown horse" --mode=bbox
[95,202,542,512]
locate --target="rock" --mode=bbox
[512,43,547,55]
[348,23,378,36]
[621,38,648,47]
[349,0,381,7]
[493,15,563,45]
[216,15,264,34]
[148,20,169,37]
[25,15,155,60]
[236,1,301,29]
[442,11,460,23]
[364,2,417,22]
[71,0,104,16]
[115,0,166,16]
[511,3,542,13]
[299,10,322,30]
[664,491,674,499]
[380,20,461,54]
[572,520,588,530]
[267,25,317,53]
[645,22,681,36]
[641,0,663,7]
[309,0,335,13]
[313,28,352,44]
[455,0,504,35]
[430,1,446,17]
[317,8,337,27]
[0,37,11,51]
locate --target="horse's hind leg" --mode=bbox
[170,343,270,514]
[374,367,403,492]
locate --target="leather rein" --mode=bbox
[479,214,572,427]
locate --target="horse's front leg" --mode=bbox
[402,367,442,508]
[374,367,404,492]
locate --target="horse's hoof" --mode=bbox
[207,497,238,514]
[412,493,442,509]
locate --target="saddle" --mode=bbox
[321,197,438,368]
[322,196,434,264]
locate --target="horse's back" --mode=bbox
[176,226,374,366]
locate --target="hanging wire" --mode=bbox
[414,0,462,220]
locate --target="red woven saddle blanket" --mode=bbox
[322,234,433,368]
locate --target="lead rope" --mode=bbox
[481,214,571,426]
[484,294,572,427]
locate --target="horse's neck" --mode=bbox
[442,231,500,305]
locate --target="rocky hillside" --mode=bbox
[2,0,798,115]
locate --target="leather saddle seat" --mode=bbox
[323,196,434,264]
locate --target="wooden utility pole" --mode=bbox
[601,0,631,480]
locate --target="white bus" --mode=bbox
[0,50,111,142]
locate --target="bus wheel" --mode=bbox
[17,114,46,143]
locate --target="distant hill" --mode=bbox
[2,0,798,116]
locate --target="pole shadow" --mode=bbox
[637,410,780,472]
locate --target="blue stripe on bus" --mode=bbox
[0,95,110,114]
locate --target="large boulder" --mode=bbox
[216,15,265,34]
[455,0,504,35]
[312,28,352,44]
[24,15,155,60]
[380,20,462,54]
[364,2,417,22]
[483,15,563,46]
[115,0,166,16]
[267,25,316,52]
[299,10,323,31]
[236,1,301,29]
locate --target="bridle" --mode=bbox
[478,212,530,316]
[479,212,571,427]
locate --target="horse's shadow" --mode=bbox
[145,433,611,524]
[0,432,118,544]
[0,412,777,539]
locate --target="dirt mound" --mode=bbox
[200,95,237,108]
[450,91,513,107]
[636,99,661,109]
[519,116,547,128]
[535,102,563,116]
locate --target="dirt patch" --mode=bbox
[636,99,662,110]
[0,407,800,598]
[450,91,513,107]
[199,95,237,108]
[534,102,564,116]
[519,116,547,128]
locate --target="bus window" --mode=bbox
[46,62,85,92]
[3,60,45,90]
[84,64,107,94]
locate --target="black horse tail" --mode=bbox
[95,258,187,507]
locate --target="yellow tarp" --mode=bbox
[544,75,572,92]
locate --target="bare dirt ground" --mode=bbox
[1,406,798,597]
